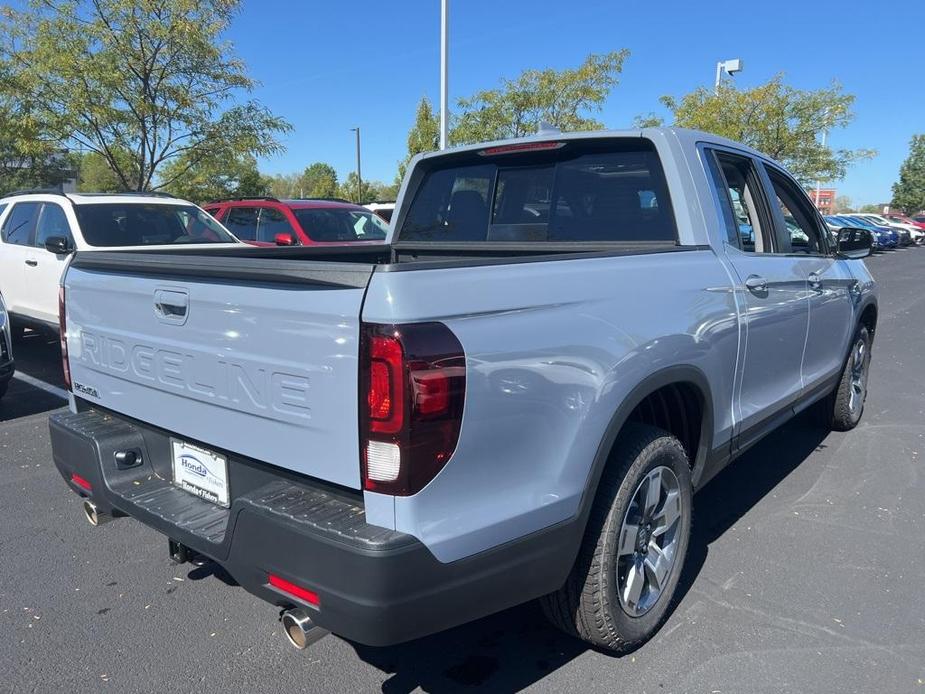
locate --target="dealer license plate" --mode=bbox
[171,439,230,508]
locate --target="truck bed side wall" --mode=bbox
[362,249,738,562]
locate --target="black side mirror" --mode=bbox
[835,227,872,260]
[44,236,73,255]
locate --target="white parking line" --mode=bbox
[12,372,69,401]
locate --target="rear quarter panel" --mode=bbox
[362,249,739,562]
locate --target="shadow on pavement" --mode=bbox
[350,411,830,692]
[0,330,68,422]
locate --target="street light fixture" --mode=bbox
[349,127,362,204]
[714,58,743,94]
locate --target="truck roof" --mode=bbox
[412,126,782,170]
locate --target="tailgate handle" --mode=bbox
[154,289,189,324]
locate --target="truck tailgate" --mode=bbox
[64,251,375,489]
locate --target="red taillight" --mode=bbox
[58,286,71,391]
[367,334,405,434]
[360,323,466,496]
[71,472,92,491]
[268,573,319,606]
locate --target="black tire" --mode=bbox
[827,325,872,432]
[540,423,692,652]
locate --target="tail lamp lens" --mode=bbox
[368,335,405,434]
[361,322,466,496]
[58,286,71,391]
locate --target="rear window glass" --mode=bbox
[292,208,388,242]
[74,204,236,247]
[398,141,677,244]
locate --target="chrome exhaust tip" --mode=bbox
[82,499,112,526]
[281,608,329,650]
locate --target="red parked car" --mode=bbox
[203,197,389,246]
[885,212,925,230]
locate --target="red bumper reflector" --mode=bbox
[71,473,92,492]
[268,574,319,606]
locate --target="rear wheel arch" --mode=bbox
[578,366,713,527]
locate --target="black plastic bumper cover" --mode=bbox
[49,407,579,646]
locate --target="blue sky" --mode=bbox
[228,0,924,205]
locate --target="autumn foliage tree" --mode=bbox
[452,50,629,145]
[0,0,289,192]
[638,76,873,184]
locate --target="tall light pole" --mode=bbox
[440,0,449,150]
[714,58,743,94]
[350,127,362,203]
[815,126,828,208]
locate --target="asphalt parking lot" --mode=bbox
[2,249,924,693]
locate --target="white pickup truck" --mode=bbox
[49,128,877,653]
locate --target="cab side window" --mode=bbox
[35,203,73,249]
[709,151,771,253]
[765,168,826,255]
[1,202,41,246]
[223,207,259,241]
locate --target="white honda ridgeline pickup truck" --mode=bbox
[50,128,877,653]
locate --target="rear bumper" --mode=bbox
[49,406,577,646]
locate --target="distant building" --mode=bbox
[807,188,836,215]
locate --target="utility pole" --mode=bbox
[440,0,449,149]
[350,127,362,203]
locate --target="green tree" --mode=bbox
[451,50,629,144]
[160,152,266,204]
[78,150,131,193]
[265,173,300,199]
[398,97,440,181]
[891,134,925,214]
[858,203,882,213]
[0,71,74,194]
[297,162,339,198]
[0,0,289,192]
[337,172,384,204]
[642,76,874,184]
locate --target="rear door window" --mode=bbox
[708,151,772,253]
[1,202,41,246]
[398,140,678,244]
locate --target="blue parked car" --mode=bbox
[841,215,899,249]
[824,216,884,251]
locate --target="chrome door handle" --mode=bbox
[25,259,38,267]
[744,275,767,293]
[808,272,822,289]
